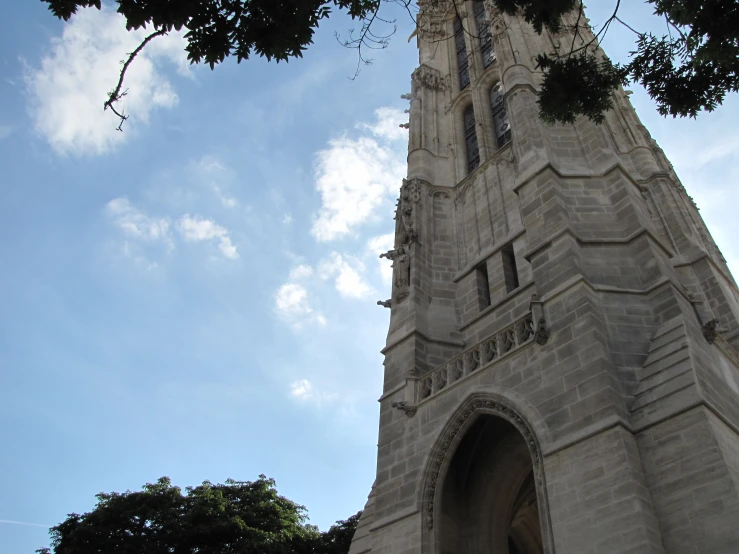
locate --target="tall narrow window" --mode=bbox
[454,17,470,90]
[502,243,519,293]
[474,1,495,68]
[476,263,491,310]
[490,83,512,148]
[464,104,480,173]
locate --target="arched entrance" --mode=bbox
[439,415,543,554]
[423,397,553,554]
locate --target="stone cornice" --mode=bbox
[524,226,675,264]
[381,328,465,356]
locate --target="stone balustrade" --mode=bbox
[417,312,536,403]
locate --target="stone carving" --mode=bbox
[424,397,543,529]
[395,248,410,288]
[493,147,515,166]
[412,64,447,92]
[703,319,719,344]
[387,179,426,306]
[417,312,537,402]
[391,401,418,417]
[690,294,720,345]
[380,247,410,289]
[396,180,421,247]
[419,377,432,400]
[501,327,516,353]
[484,1,507,37]
[377,299,392,308]
[454,178,474,206]
[639,186,654,216]
[529,294,549,345]
[417,0,452,15]
[534,318,550,345]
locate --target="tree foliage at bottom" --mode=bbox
[36,476,361,554]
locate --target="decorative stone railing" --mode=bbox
[416,312,543,403]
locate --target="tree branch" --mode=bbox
[104,29,167,131]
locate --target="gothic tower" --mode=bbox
[350,1,739,553]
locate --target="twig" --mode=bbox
[104,28,167,131]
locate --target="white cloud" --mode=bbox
[274,283,326,329]
[288,379,336,406]
[310,109,406,242]
[366,233,396,284]
[106,197,171,243]
[25,5,188,156]
[0,125,12,140]
[359,107,409,142]
[275,283,312,316]
[104,198,172,269]
[120,241,159,271]
[193,156,239,208]
[177,214,239,259]
[282,214,293,226]
[289,264,314,280]
[318,253,374,299]
[289,378,314,400]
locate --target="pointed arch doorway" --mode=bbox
[425,398,554,554]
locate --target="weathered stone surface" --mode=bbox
[351,4,739,553]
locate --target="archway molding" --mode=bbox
[420,391,555,554]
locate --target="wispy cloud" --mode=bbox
[318,254,374,299]
[358,106,409,142]
[192,156,240,209]
[274,283,326,329]
[310,108,406,241]
[177,214,239,260]
[106,198,171,243]
[0,125,12,140]
[105,199,239,263]
[105,198,172,269]
[366,233,395,284]
[0,519,51,528]
[288,379,337,407]
[25,5,188,155]
[289,264,314,280]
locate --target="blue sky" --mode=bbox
[1,2,738,553]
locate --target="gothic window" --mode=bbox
[490,83,512,148]
[464,104,480,173]
[502,242,519,292]
[476,262,491,310]
[474,1,495,68]
[454,17,471,90]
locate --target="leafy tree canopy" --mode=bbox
[525,0,739,123]
[41,0,739,125]
[35,475,361,554]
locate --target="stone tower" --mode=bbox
[349,1,739,553]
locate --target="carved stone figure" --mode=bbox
[391,401,418,417]
[703,319,719,344]
[394,247,410,289]
[411,64,447,92]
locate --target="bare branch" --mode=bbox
[104,28,167,132]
